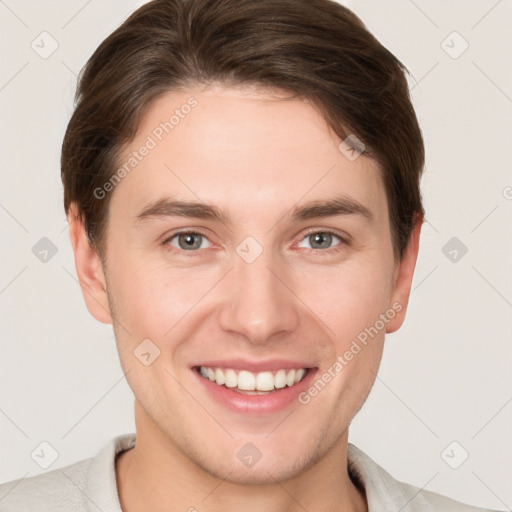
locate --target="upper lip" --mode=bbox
[193,359,315,373]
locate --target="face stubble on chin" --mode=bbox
[89,85,417,488]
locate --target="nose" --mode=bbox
[218,249,300,345]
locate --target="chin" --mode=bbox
[210,462,301,486]
[196,448,318,486]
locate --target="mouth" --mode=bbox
[192,363,317,415]
[195,366,309,395]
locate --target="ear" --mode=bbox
[67,203,113,324]
[385,213,423,334]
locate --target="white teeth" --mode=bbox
[198,366,308,391]
[238,370,256,391]
[256,371,275,391]
[274,369,287,389]
[295,368,306,384]
[214,368,225,385]
[224,369,237,388]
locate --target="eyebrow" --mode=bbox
[292,196,374,224]
[135,199,230,224]
[134,195,374,225]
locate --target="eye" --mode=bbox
[164,231,211,251]
[297,230,345,252]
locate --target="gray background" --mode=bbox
[0,0,510,509]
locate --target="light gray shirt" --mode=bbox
[0,433,500,511]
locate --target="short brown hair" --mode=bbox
[61,0,425,262]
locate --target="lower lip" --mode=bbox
[193,367,318,415]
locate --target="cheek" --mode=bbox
[108,256,217,339]
[308,264,390,408]
[298,256,393,343]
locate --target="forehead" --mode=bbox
[110,85,387,226]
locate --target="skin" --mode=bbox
[69,83,422,512]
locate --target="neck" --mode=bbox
[116,402,367,512]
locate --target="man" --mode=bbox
[0,0,501,510]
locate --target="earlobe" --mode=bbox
[385,214,423,334]
[67,204,113,324]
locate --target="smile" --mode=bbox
[197,366,308,394]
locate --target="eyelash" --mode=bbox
[162,228,349,256]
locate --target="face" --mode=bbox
[73,84,419,484]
